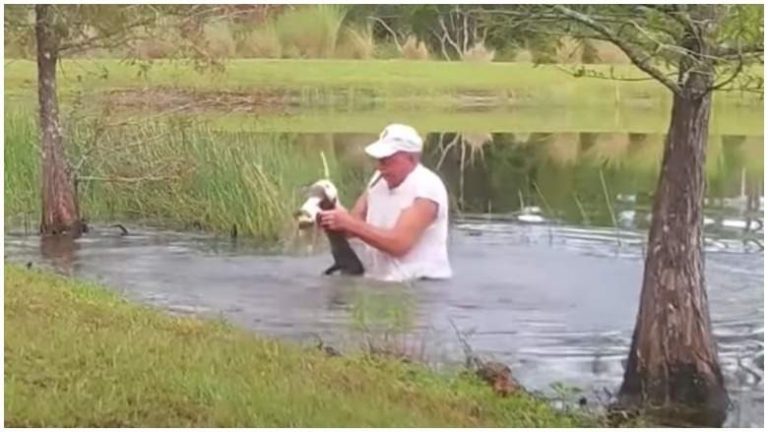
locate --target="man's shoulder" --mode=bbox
[415,164,444,182]
[415,164,448,191]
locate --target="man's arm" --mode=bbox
[324,198,437,258]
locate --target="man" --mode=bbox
[318,123,452,282]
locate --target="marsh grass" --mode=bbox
[4,111,40,228]
[4,111,366,241]
[274,5,348,59]
[238,23,282,59]
[4,264,596,427]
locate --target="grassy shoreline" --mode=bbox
[185,105,764,136]
[4,264,596,427]
[4,111,370,240]
[5,58,763,109]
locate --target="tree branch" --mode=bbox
[439,16,463,58]
[553,5,682,95]
[713,43,764,59]
[430,29,452,61]
[59,15,159,53]
[555,64,678,82]
[368,16,402,52]
[709,43,746,92]
[638,5,693,36]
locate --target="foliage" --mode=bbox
[541,5,764,95]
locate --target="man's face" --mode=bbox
[377,151,417,188]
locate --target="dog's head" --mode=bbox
[294,179,339,229]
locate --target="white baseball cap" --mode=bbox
[364,123,423,159]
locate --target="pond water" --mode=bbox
[4,108,764,427]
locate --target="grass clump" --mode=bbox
[4,111,40,228]
[335,24,376,60]
[274,5,348,59]
[238,23,282,59]
[461,41,496,63]
[3,111,363,241]
[400,36,431,60]
[5,264,595,427]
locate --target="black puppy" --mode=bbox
[295,179,364,276]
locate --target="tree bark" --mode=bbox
[36,5,84,236]
[617,56,728,427]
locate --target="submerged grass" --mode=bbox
[4,264,595,427]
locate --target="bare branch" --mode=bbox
[553,5,682,95]
[438,16,463,59]
[59,14,158,53]
[368,16,403,52]
[463,10,469,54]
[554,64,678,82]
[430,28,452,61]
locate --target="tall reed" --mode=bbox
[4,110,40,228]
[4,112,366,242]
[274,5,348,59]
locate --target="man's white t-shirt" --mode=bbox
[360,164,452,282]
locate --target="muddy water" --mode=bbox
[5,215,763,427]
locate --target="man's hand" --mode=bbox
[318,208,357,232]
[320,198,437,258]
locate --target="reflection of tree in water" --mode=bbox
[714,135,764,213]
[584,133,631,170]
[421,130,763,230]
[285,130,764,232]
[331,132,377,204]
[40,235,80,276]
[287,132,374,207]
[425,132,538,214]
[430,131,494,210]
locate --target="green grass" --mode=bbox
[4,264,595,427]
[4,111,40,225]
[5,59,763,109]
[187,103,764,136]
[3,111,368,241]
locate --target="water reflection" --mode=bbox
[40,235,80,276]
[305,130,763,247]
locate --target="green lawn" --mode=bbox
[5,58,763,109]
[4,264,596,427]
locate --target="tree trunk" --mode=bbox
[617,66,728,425]
[36,5,84,236]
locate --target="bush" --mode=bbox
[336,25,375,60]
[461,42,496,63]
[400,36,430,60]
[203,20,236,59]
[274,5,347,58]
[238,24,282,59]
